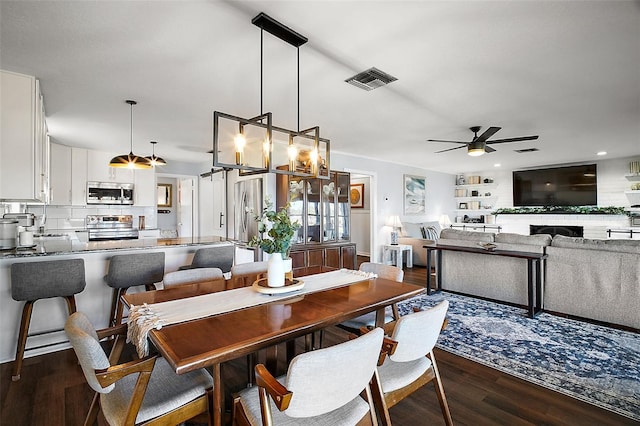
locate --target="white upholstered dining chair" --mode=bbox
[65,311,214,426]
[232,328,386,426]
[376,300,453,426]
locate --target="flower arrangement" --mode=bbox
[248,197,301,256]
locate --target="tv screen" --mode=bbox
[513,164,597,207]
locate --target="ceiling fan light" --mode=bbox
[467,141,486,157]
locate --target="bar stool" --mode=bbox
[178,245,234,272]
[10,258,86,381]
[105,252,165,326]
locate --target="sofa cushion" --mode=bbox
[402,222,423,239]
[495,232,552,247]
[551,235,640,254]
[440,228,495,242]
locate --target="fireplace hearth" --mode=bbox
[530,225,584,238]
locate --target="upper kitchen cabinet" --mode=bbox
[0,70,50,202]
[134,168,156,206]
[87,150,134,183]
[49,143,88,206]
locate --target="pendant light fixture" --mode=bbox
[145,141,167,166]
[109,100,152,169]
[212,12,330,179]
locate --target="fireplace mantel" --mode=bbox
[493,214,631,239]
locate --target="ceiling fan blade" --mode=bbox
[485,146,496,153]
[486,135,539,145]
[434,145,467,154]
[426,139,468,145]
[475,126,501,143]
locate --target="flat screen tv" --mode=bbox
[513,164,597,207]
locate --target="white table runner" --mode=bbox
[128,268,376,357]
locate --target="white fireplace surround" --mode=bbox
[494,214,630,239]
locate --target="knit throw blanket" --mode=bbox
[127,268,376,357]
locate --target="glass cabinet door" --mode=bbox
[306,179,322,243]
[322,174,336,242]
[287,177,305,244]
[336,172,350,241]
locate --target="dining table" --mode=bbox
[122,267,424,426]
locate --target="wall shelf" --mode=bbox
[624,174,640,182]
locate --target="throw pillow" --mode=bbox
[424,226,439,240]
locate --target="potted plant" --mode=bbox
[248,197,301,287]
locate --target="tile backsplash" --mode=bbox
[1,203,157,231]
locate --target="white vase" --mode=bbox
[283,257,292,273]
[267,252,285,287]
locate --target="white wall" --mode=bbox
[330,152,455,261]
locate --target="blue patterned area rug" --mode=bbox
[396,292,640,421]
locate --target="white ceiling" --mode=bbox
[1,1,639,175]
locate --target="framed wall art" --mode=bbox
[350,183,365,208]
[403,174,426,215]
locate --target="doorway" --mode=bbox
[346,169,377,262]
[156,173,199,238]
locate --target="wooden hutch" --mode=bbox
[276,170,356,275]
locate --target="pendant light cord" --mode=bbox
[260,29,263,115]
[130,102,133,153]
[297,46,300,132]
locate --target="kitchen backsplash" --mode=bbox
[1,203,156,231]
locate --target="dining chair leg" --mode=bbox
[247,353,257,386]
[370,369,390,426]
[12,301,34,381]
[109,288,119,326]
[83,392,100,426]
[430,351,453,426]
[64,295,78,315]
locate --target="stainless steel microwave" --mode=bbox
[87,182,134,205]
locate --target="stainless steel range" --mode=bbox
[86,215,139,241]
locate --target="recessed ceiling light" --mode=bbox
[494,163,501,167]
[597,151,607,156]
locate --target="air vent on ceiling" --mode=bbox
[514,148,540,153]
[345,67,397,91]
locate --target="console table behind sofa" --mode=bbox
[430,229,552,315]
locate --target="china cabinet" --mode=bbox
[276,170,355,273]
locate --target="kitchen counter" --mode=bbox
[0,236,231,259]
[0,237,236,363]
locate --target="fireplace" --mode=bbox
[530,225,584,238]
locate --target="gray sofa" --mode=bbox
[397,221,441,267]
[437,229,552,305]
[545,235,640,329]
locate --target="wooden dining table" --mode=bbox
[122,269,424,426]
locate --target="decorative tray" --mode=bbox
[252,277,305,295]
[478,242,498,251]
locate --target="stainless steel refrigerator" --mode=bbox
[234,178,263,243]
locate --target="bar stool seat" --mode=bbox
[178,246,234,272]
[104,252,165,326]
[10,258,86,381]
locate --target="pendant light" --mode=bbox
[109,100,152,169]
[145,141,167,166]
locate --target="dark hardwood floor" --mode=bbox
[0,258,635,425]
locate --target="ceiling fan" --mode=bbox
[427,126,539,156]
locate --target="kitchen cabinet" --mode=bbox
[71,148,88,206]
[0,70,49,202]
[134,168,156,206]
[49,143,72,205]
[87,150,134,183]
[49,144,88,206]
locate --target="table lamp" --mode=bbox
[439,214,452,229]
[386,215,402,245]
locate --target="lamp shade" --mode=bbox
[386,215,402,229]
[439,214,452,227]
[144,141,167,166]
[109,100,152,169]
